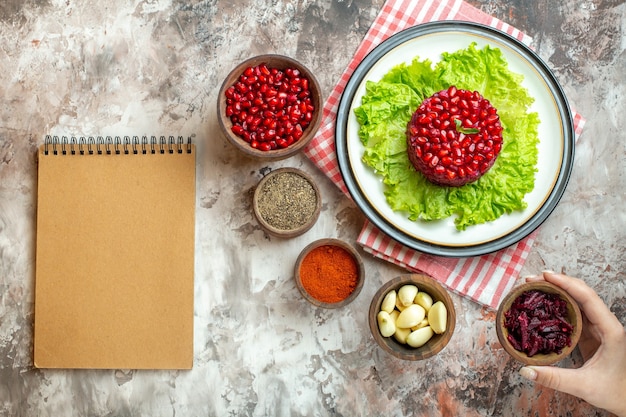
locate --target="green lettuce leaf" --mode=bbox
[354,43,540,230]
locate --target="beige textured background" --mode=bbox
[0,0,624,416]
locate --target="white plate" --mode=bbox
[335,22,575,257]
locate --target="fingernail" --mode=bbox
[519,366,537,381]
[523,274,538,280]
[542,270,556,274]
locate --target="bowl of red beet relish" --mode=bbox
[496,281,582,366]
[217,54,323,160]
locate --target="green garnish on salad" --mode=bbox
[354,43,540,230]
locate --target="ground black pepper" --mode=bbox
[256,171,318,230]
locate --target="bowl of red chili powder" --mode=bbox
[496,281,582,366]
[295,239,365,308]
[217,54,323,160]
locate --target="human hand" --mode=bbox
[518,271,626,417]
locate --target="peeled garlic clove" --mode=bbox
[390,309,400,322]
[398,285,418,307]
[406,326,434,348]
[395,296,407,311]
[395,304,426,329]
[381,290,397,314]
[414,291,433,312]
[377,311,396,337]
[428,300,448,334]
[411,318,430,331]
[393,326,411,344]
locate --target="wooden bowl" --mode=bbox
[496,281,582,366]
[253,167,321,238]
[369,274,456,360]
[294,239,365,308]
[217,54,323,160]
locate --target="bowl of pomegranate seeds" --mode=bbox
[496,281,582,366]
[218,54,323,160]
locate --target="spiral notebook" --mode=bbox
[34,135,196,369]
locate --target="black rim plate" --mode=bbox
[335,21,575,257]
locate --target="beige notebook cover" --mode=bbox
[34,136,196,369]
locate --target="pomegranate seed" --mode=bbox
[406,87,503,186]
[224,62,315,151]
[293,124,303,139]
[231,125,244,136]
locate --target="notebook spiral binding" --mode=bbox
[43,135,194,155]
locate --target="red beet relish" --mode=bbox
[503,290,574,357]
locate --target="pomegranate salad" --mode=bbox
[354,43,540,230]
[406,86,504,187]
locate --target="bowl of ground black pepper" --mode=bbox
[253,167,321,238]
[294,238,365,308]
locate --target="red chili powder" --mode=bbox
[299,244,359,303]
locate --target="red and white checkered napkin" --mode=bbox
[304,0,586,309]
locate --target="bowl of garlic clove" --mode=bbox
[368,274,456,360]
